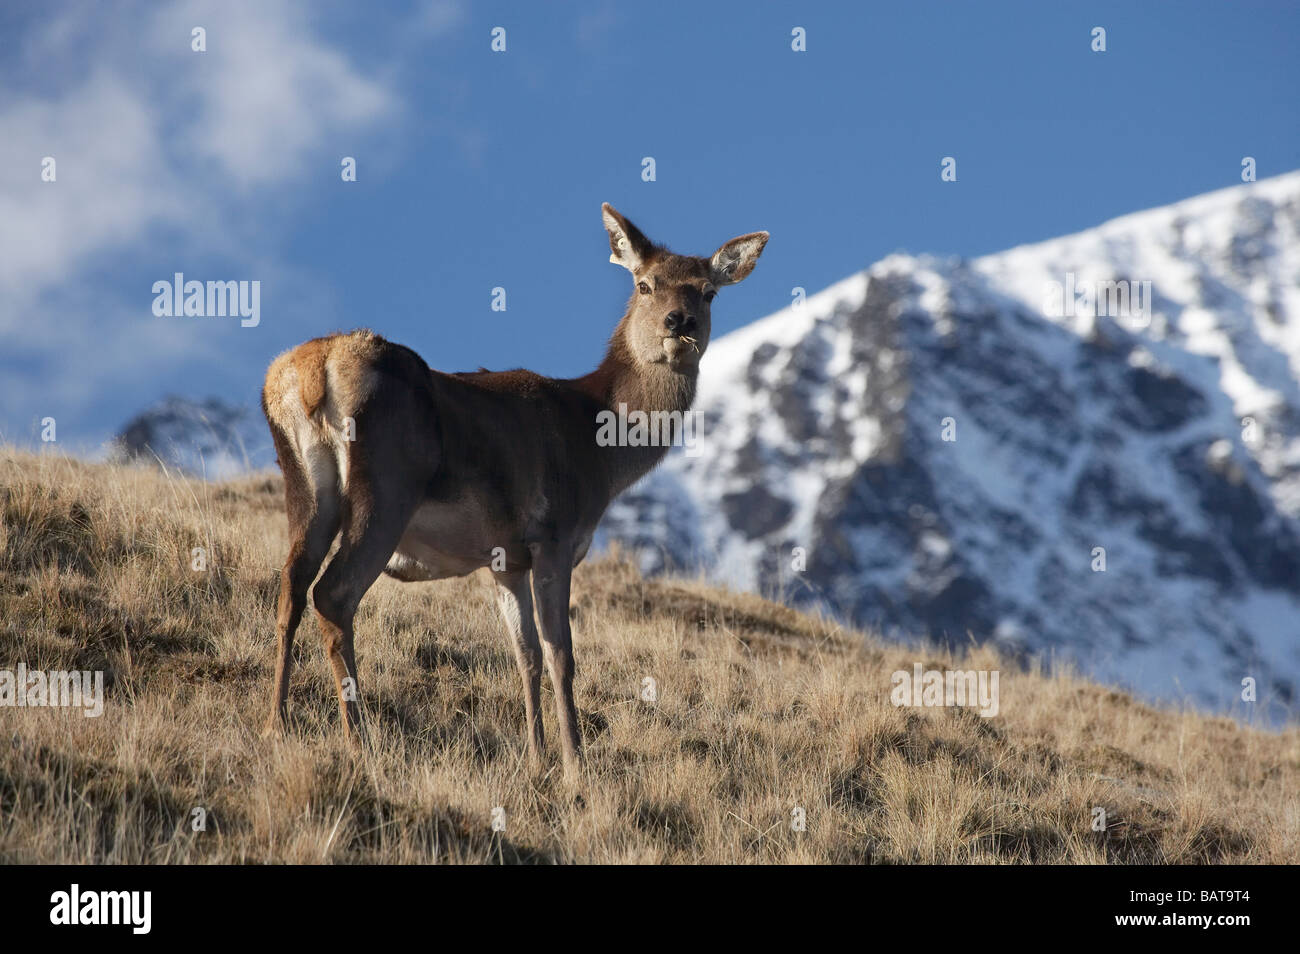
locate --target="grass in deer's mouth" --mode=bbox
[0,447,1296,864]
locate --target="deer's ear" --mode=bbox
[602,203,654,273]
[710,231,769,285]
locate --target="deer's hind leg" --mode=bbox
[310,451,422,747]
[264,432,341,738]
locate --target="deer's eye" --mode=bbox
[638,281,651,295]
[703,290,716,303]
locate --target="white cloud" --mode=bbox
[149,0,396,189]
[0,0,414,445]
[0,72,182,302]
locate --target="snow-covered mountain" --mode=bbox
[599,172,1300,723]
[114,396,271,479]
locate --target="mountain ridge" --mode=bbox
[599,171,1300,723]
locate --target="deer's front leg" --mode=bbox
[530,549,582,781]
[494,569,545,771]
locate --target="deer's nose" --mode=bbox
[665,312,696,335]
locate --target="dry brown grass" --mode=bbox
[1,447,1297,864]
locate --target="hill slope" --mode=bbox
[599,171,1300,723]
[1,450,1297,863]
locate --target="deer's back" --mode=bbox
[263,330,616,571]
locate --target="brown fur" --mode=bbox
[290,338,330,418]
[260,205,767,781]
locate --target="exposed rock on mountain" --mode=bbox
[599,172,1300,722]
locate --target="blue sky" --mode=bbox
[2,0,1298,458]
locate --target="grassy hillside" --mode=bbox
[1,448,1296,864]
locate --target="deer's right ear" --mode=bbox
[602,203,653,273]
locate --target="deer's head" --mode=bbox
[602,203,767,374]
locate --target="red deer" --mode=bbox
[260,205,767,780]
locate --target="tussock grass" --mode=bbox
[1,447,1296,863]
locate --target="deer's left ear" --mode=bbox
[710,231,769,286]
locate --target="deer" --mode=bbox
[259,204,767,781]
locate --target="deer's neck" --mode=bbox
[573,323,698,494]
[576,321,698,414]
